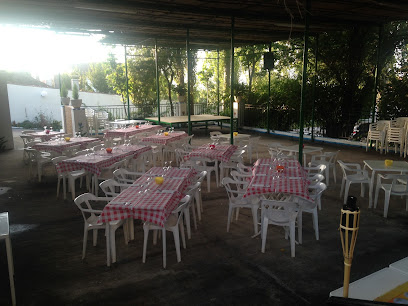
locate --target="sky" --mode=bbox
[0,25,124,81]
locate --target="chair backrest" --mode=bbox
[20,135,34,146]
[170,195,192,225]
[308,173,325,185]
[75,149,90,156]
[308,182,327,199]
[186,182,201,196]
[74,193,102,222]
[337,160,360,177]
[383,174,408,194]
[210,131,222,137]
[222,177,248,201]
[260,199,299,224]
[52,156,69,167]
[99,179,129,197]
[304,164,326,175]
[113,168,144,184]
[175,148,191,166]
[230,170,252,182]
[237,163,252,175]
[194,171,207,184]
[62,144,82,157]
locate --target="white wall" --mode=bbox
[7,84,123,123]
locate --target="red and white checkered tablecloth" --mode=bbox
[187,144,237,162]
[99,167,194,227]
[244,158,311,200]
[145,167,197,181]
[105,125,161,138]
[141,131,187,145]
[32,137,99,154]
[27,131,65,141]
[55,145,151,176]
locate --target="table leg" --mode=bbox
[106,224,111,267]
[369,170,375,208]
[94,174,98,197]
[5,237,16,306]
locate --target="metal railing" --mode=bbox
[85,102,212,121]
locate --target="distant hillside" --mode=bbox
[0,70,51,88]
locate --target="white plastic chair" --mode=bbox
[366,121,388,153]
[309,151,339,186]
[308,182,327,211]
[386,126,405,156]
[222,177,260,235]
[338,160,371,205]
[26,148,53,182]
[260,199,299,257]
[304,164,326,179]
[190,157,219,192]
[52,156,90,200]
[374,174,408,218]
[113,168,144,184]
[247,136,261,163]
[142,195,190,269]
[219,150,245,185]
[308,173,325,187]
[99,179,130,197]
[74,193,127,266]
[184,182,201,239]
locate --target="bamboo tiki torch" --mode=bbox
[339,196,360,298]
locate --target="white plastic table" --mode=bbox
[363,160,408,208]
[330,268,408,301]
[390,257,408,275]
[0,212,16,305]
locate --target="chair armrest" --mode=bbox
[82,209,104,214]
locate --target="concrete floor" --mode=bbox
[0,128,407,305]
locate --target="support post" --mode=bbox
[125,46,130,120]
[217,49,220,116]
[298,0,311,165]
[267,43,271,135]
[155,39,161,124]
[230,17,235,145]
[187,29,192,135]
[311,34,319,142]
[371,25,383,124]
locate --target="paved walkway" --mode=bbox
[0,128,407,305]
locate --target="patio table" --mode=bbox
[99,167,196,227]
[141,131,187,145]
[244,158,311,201]
[31,137,99,154]
[109,119,147,128]
[278,145,323,164]
[105,125,161,139]
[187,144,237,162]
[27,131,65,141]
[56,144,152,195]
[363,160,408,208]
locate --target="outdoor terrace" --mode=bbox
[0,127,407,305]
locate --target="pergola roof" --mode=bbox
[1,1,408,48]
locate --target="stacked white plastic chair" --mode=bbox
[366,120,389,153]
[386,119,405,156]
